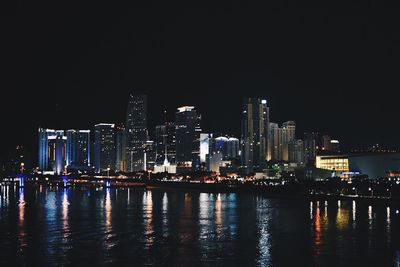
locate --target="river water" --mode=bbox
[0,186,399,266]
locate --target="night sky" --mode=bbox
[2,5,400,163]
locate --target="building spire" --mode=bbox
[163,122,170,166]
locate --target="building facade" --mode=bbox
[38,128,67,174]
[94,123,116,173]
[66,129,91,171]
[115,125,127,172]
[126,94,148,172]
[155,122,176,165]
[241,98,270,174]
[175,106,201,172]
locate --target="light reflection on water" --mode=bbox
[0,186,399,266]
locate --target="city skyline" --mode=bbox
[3,7,400,163]
[1,91,398,167]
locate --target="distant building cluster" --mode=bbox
[35,95,344,176]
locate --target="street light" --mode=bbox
[107,167,111,178]
[368,187,373,197]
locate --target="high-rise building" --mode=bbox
[66,129,91,171]
[38,128,66,174]
[7,145,31,175]
[281,121,296,161]
[269,122,283,161]
[241,98,270,174]
[226,137,240,159]
[155,122,176,165]
[94,123,116,173]
[200,133,211,163]
[175,106,201,172]
[321,135,332,152]
[330,139,341,153]
[289,139,305,165]
[304,132,319,166]
[126,94,148,172]
[115,125,127,172]
[144,140,156,171]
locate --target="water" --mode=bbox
[0,185,399,266]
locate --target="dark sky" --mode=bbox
[2,4,400,162]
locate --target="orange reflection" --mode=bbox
[215,194,222,238]
[336,200,349,230]
[105,189,112,232]
[314,203,321,256]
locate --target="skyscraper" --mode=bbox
[289,139,305,165]
[304,132,319,166]
[175,106,201,172]
[125,94,148,172]
[322,135,332,152]
[155,122,176,165]
[66,129,91,171]
[115,125,127,172]
[269,122,282,161]
[226,137,240,159]
[281,121,296,161]
[94,123,116,173]
[241,98,269,174]
[38,128,66,174]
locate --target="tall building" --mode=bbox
[322,135,332,152]
[126,94,148,172]
[115,125,127,172]
[281,121,296,161]
[226,137,240,159]
[330,139,341,153]
[38,128,66,174]
[304,132,319,166]
[175,106,201,172]
[200,133,211,163]
[66,129,91,171]
[241,98,270,174]
[154,122,176,165]
[289,139,305,165]
[144,140,156,171]
[94,123,116,173]
[7,145,31,175]
[208,136,239,160]
[269,122,282,161]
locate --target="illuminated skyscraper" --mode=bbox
[269,122,282,161]
[226,137,240,159]
[175,106,201,172]
[66,129,91,171]
[241,98,270,174]
[125,94,148,172]
[155,122,176,165]
[38,128,66,174]
[94,123,116,173]
[115,125,127,172]
[281,121,296,161]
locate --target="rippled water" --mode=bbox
[0,185,399,266]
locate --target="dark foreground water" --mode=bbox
[0,186,399,266]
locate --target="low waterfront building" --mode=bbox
[316,153,400,179]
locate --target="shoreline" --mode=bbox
[4,178,399,206]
